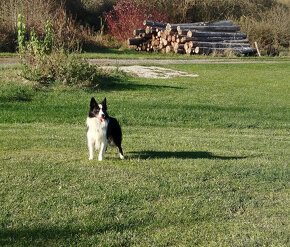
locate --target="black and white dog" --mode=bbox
[86,97,124,161]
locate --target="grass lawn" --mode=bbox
[1,49,290,61]
[0,62,289,246]
[81,49,290,61]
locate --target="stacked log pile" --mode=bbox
[128,20,257,56]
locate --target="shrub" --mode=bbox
[103,0,168,41]
[239,4,290,54]
[17,14,107,87]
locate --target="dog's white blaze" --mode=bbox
[97,104,105,118]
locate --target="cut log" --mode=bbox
[166,20,233,30]
[171,35,176,42]
[177,48,185,54]
[168,20,234,28]
[164,30,176,36]
[161,38,168,46]
[166,26,178,32]
[186,30,247,38]
[177,25,240,32]
[145,26,152,34]
[128,38,144,46]
[133,29,145,36]
[155,27,166,33]
[181,36,249,43]
[190,41,251,49]
[143,20,167,28]
[165,45,173,53]
[140,33,152,39]
[186,47,194,55]
[178,30,188,36]
[222,39,249,43]
[197,47,257,55]
[152,39,160,46]
[160,32,167,39]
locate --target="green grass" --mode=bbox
[81,48,290,61]
[0,62,289,246]
[1,49,290,61]
[0,53,17,58]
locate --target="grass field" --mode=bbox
[0,61,289,246]
[1,49,290,61]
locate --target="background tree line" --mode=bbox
[0,0,289,54]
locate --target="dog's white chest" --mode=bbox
[86,117,108,149]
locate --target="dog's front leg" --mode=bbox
[88,139,94,160]
[98,141,108,161]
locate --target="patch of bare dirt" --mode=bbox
[101,65,199,79]
[0,57,19,66]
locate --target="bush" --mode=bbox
[17,14,107,87]
[239,4,290,54]
[103,0,168,41]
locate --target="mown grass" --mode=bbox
[1,49,290,61]
[81,48,290,61]
[0,62,289,246]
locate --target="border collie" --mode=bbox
[86,97,124,161]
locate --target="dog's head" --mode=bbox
[88,97,108,121]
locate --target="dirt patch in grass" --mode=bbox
[101,65,199,79]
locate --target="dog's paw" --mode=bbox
[89,156,93,160]
[120,154,125,160]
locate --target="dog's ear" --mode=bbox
[101,97,107,108]
[90,97,97,107]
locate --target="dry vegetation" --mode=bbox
[0,0,289,55]
[0,0,99,52]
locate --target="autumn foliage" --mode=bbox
[103,0,168,41]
